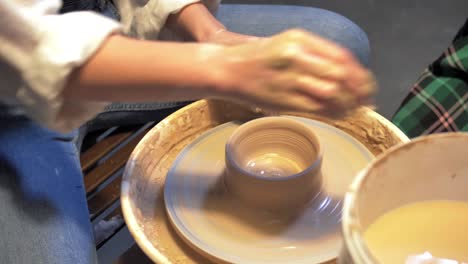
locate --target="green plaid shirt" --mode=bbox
[392,19,468,138]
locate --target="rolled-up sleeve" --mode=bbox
[0,0,121,132]
[115,0,220,40]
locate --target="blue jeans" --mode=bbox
[0,4,369,263]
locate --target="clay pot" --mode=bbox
[339,133,468,264]
[224,116,323,212]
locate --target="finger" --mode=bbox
[343,69,377,97]
[255,91,326,113]
[302,48,376,99]
[307,84,360,110]
[288,75,341,100]
[293,53,348,81]
[251,91,353,116]
[358,96,377,109]
[285,72,373,112]
[277,29,370,94]
[284,29,357,64]
[291,92,358,116]
[285,93,327,112]
[280,72,367,111]
[287,30,374,92]
[328,91,360,109]
[314,107,352,119]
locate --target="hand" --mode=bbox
[212,29,376,116]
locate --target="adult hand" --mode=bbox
[212,29,376,115]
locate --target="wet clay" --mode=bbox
[121,99,409,264]
[224,117,322,212]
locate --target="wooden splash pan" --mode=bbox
[121,99,409,264]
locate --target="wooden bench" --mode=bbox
[80,122,155,263]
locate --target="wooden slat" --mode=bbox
[84,130,148,195]
[80,123,158,250]
[80,130,134,171]
[88,174,123,220]
[107,206,123,219]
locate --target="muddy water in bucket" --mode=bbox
[364,200,468,263]
[340,133,468,264]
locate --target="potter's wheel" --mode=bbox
[121,99,409,264]
[164,116,374,263]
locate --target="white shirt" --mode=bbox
[0,0,219,132]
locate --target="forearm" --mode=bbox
[64,34,225,102]
[166,2,259,45]
[166,2,225,42]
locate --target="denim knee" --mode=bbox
[304,9,370,66]
[218,5,371,67]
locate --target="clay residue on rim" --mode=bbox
[263,107,407,156]
[122,99,408,264]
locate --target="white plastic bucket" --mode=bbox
[339,133,468,263]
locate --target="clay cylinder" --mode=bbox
[224,116,323,212]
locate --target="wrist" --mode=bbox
[168,2,226,42]
[206,30,261,45]
[197,44,237,98]
[194,25,227,43]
